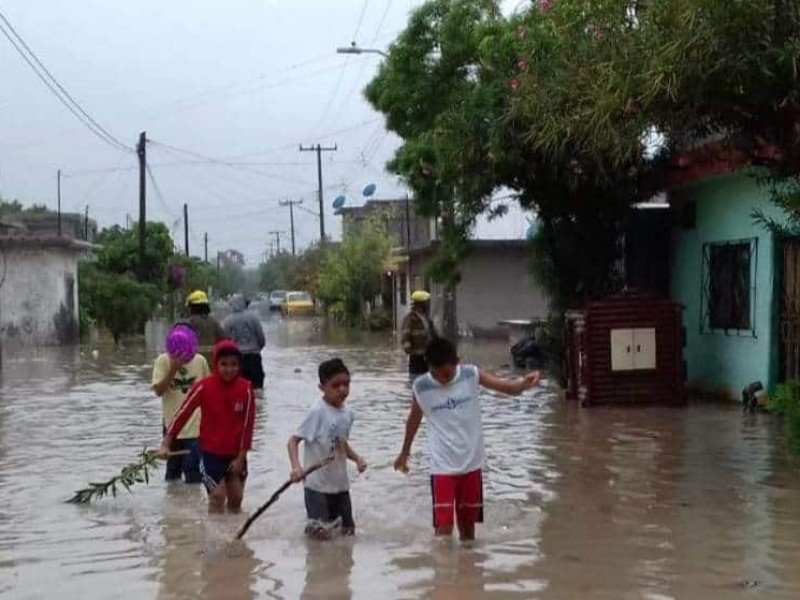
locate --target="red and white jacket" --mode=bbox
[167,340,255,457]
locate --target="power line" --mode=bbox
[145,163,180,222]
[353,1,370,40]
[371,1,393,45]
[226,117,380,160]
[141,53,341,117]
[149,140,314,186]
[0,10,131,153]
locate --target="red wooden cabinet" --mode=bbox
[565,291,685,405]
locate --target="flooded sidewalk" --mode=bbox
[2,317,800,599]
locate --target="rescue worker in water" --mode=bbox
[184,290,224,367]
[401,290,437,378]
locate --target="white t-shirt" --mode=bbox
[295,399,354,494]
[413,364,484,475]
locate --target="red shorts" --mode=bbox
[430,469,483,529]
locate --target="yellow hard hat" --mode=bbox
[411,290,431,303]
[186,290,209,306]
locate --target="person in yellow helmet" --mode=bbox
[401,290,437,377]
[183,290,224,366]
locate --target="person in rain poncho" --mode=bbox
[223,294,266,390]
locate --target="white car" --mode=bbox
[268,290,287,311]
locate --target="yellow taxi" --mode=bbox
[282,291,316,317]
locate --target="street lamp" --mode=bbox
[336,44,389,58]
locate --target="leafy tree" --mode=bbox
[79,263,159,344]
[366,0,800,317]
[316,219,396,326]
[95,223,174,286]
[365,0,636,315]
[0,198,52,215]
[259,252,295,291]
[215,249,247,297]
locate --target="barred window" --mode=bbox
[701,239,757,335]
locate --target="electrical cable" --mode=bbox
[0,10,131,153]
[148,140,314,186]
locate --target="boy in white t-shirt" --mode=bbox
[394,337,541,542]
[288,358,368,538]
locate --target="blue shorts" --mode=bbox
[200,452,248,493]
[162,425,201,484]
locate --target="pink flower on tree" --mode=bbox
[509,78,522,92]
[516,58,529,73]
[168,264,187,289]
[517,26,528,40]
[538,0,553,14]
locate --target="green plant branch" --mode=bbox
[66,447,167,504]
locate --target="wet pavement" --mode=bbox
[2,314,800,599]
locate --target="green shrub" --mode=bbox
[767,381,800,455]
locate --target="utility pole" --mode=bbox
[280,199,303,256]
[56,169,62,236]
[84,205,89,241]
[183,203,189,256]
[299,143,337,241]
[204,232,209,263]
[216,251,221,273]
[137,132,147,280]
[269,230,283,255]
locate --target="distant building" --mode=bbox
[1,211,97,243]
[336,197,434,251]
[0,212,95,348]
[336,198,550,338]
[408,240,549,338]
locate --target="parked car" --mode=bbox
[282,291,316,317]
[268,290,287,311]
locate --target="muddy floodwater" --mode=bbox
[3,315,800,599]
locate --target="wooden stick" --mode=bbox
[235,459,332,540]
[155,450,191,459]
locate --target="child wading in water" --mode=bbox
[159,340,255,513]
[288,358,367,538]
[394,338,541,541]
[152,326,210,484]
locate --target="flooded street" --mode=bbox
[3,315,800,599]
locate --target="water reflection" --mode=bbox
[301,539,354,600]
[201,541,259,600]
[3,318,800,599]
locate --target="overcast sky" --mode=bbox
[0,0,530,265]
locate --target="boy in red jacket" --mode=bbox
[159,340,256,513]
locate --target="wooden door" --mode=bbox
[781,239,800,381]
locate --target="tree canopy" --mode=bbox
[365,0,800,311]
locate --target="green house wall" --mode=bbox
[670,172,788,399]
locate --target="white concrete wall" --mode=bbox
[412,245,550,338]
[456,247,549,336]
[0,246,80,347]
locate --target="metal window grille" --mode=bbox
[700,238,758,337]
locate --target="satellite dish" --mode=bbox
[362,183,377,197]
[332,195,346,209]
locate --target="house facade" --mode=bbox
[409,240,550,338]
[0,234,92,348]
[0,212,96,350]
[668,167,789,399]
[337,198,550,338]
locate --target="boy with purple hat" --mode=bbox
[151,324,210,483]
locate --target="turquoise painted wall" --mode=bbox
[670,172,788,398]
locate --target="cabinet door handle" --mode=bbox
[626,346,631,353]
[637,345,641,352]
